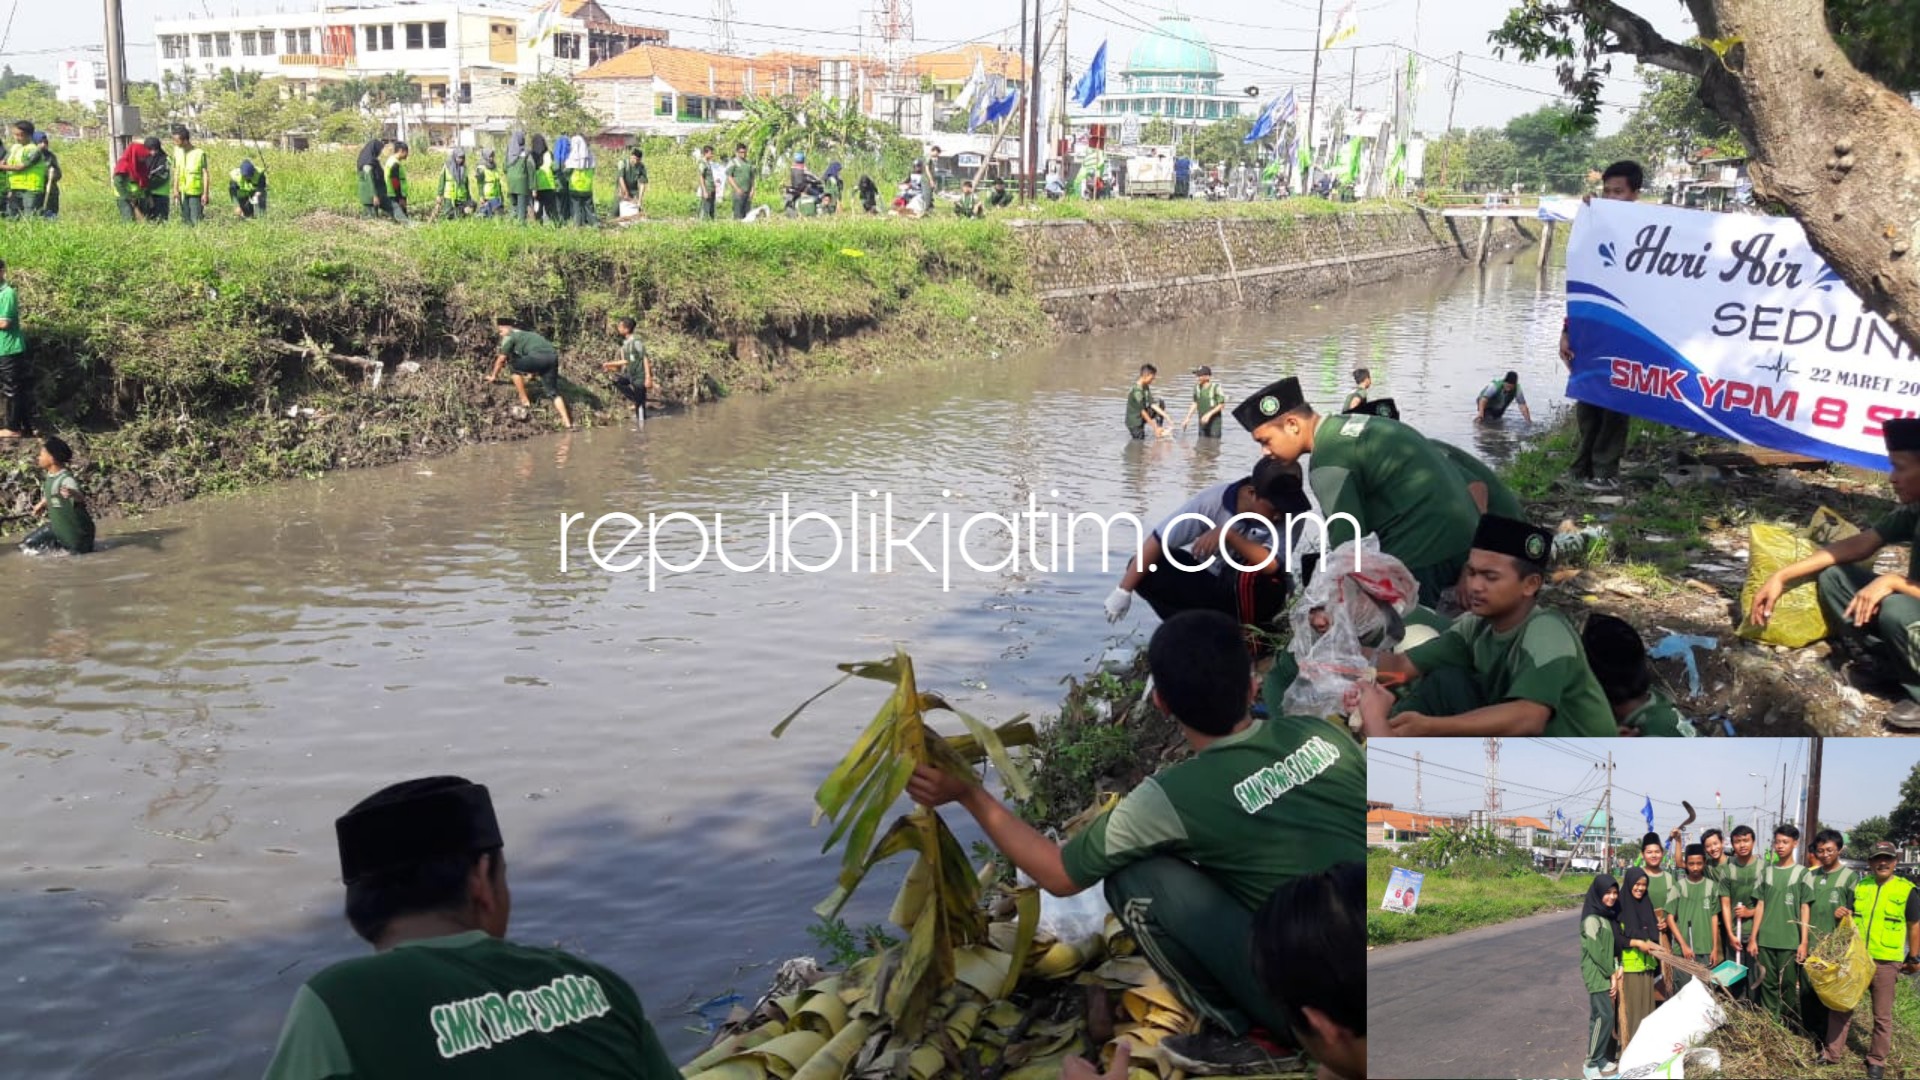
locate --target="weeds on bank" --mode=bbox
[805,916,901,969]
[1015,656,1161,833]
[1697,981,1920,1080]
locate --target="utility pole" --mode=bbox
[103,0,135,160]
[1414,751,1424,814]
[1437,50,1461,188]
[1019,0,1029,199]
[1779,763,1790,834]
[1347,47,1356,111]
[1484,738,1502,816]
[1805,737,1823,866]
[1302,0,1324,195]
[1054,0,1071,187]
[1603,751,1615,872]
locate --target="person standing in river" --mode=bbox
[600,317,651,430]
[909,610,1364,1076]
[1180,366,1227,438]
[261,776,679,1079]
[1127,364,1169,440]
[1343,369,1371,414]
[1475,371,1532,424]
[21,436,94,555]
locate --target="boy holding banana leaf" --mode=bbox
[909,610,1366,1075]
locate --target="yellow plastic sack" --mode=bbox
[1737,524,1829,647]
[1806,918,1875,1012]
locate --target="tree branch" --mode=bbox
[1550,0,1709,76]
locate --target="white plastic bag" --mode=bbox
[1281,536,1419,718]
[1026,877,1109,941]
[1618,978,1725,1078]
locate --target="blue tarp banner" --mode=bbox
[1566,201,1915,471]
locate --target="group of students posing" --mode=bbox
[1580,826,1920,1079]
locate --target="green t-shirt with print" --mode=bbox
[1806,864,1862,949]
[42,469,94,553]
[618,335,647,383]
[1307,412,1481,575]
[1669,875,1722,957]
[1643,867,1677,923]
[0,283,21,356]
[1193,381,1227,416]
[1873,503,1920,581]
[1433,440,1523,520]
[263,931,677,1080]
[725,158,754,195]
[1753,862,1810,950]
[1580,913,1619,993]
[1404,606,1617,737]
[1060,718,1365,912]
[500,329,558,370]
[1719,853,1764,946]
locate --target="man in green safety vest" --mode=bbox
[1833,842,1920,1079]
[228,159,267,218]
[141,136,172,221]
[0,120,51,219]
[385,143,411,222]
[169,125,210,226]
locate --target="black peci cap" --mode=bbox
[1473,514,1554,566]
[1884,417,1920,454]
[1232,377,1307,432]
[336,777,504,886]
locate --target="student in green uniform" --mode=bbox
[1475,370,1532,423]
[1578,874,1623,1080]
[437,149,474,219]
[486,317,574,429]
[1804,828,1860,1062]
[385,143,412,222]
[987,175,1014,209]
[138,136,171,221]
[1433,440,1522,518]
[473,149,504,218]
[598,317,651,430]
[531,135,560,224]
[0,120,51,218]
[1719,824,1764,1002]
[1751,417,1920,725]
[953,179,984,218]
[1366,515,1617,736]
[725,143,755,220]
[0,258,30,439]
[1840,842,1920,1080]
[1235,376,1479,606]
[31,132,60,218]
[1749,824,1811,1029]
[696,145,718,220]
[617,147,647,218]
[505,131,533,222]
[1127,364,1169,440]
[1669,844,1723,994]
[262,776,678,1079]
[1637,832,1676,938]
[228,159,267,218]
[1582,614,1696,736]
[20,436,94,554]
[169,125,209,226]
[1343,368,1371,414]
[909,610,1365,1076]
[1615,868,1664,1049]
[1180,366,1227,438]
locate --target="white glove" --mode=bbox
[1104,587,1133,623]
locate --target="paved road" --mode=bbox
[1370,908,1592,1079]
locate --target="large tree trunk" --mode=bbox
[1710,0,1920,352]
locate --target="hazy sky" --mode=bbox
[1369,739,1916,836]
[6,0,1694,132]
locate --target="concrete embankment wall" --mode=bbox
[1010,210,1467,332]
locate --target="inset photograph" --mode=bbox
[1369,738,1919,1079]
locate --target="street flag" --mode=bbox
[1574,824,1586,840]
[1322,0,1359,49]
[955,56,987,117]
[523,0,563,48]
[1244,88,1297,144]
[1641,796,1655,836]
[984,83,1020,124]
[1073,40,1108,108]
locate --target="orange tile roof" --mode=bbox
[1368,809,1455,832]
[911,43,1026,83]
[578,43,782,96]
[1502,816,1550,831]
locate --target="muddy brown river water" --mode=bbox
[1,255,1566,1076]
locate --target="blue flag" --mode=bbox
[1073,40,1108,108]
[1573,824,1586,840]
[985,83,1019,124]
[1641,796,1655,836]
[1244,88,1297,144]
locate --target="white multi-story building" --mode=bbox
[154,0,667,135]
[56,56,109,108]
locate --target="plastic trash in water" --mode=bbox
[693,992,745,1032]
[1553,525,1607,561]
[1650,633,1718,697]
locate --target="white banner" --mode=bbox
[1566,201,1917,471]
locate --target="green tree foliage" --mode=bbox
[1891,763,1920,846]
[1847,815,1892,859]
[1502,104,1594,193]
[0,66,47,96]
[1602,68,1744,167]
[514,73,605,137]
[1425,126,1521,190]
[1821,0,1920,95]
[722,93,905,168]
[1187,115,1258,166]
[1139,118,1174,146]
